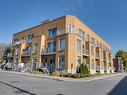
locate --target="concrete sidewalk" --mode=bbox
[0,71,125,82]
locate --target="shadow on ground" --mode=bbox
[108,76,127,95]
[0,81,37,95]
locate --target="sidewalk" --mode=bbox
[0,71,125,82]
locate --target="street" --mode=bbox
[0,72,127,95]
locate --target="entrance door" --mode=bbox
[33,59,37,70]
[49,57,55,73]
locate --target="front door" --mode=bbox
[49,57,55,73]
[33,59,37,70]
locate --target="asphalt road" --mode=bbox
[0,72,127,95]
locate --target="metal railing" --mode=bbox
[13,40,25,46]
[42,48,56,55]
[83,50,90,56]
[96,53,99,59]
[22,51,31,56]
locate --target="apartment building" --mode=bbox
[10,15,114,74]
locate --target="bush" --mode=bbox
[71,74,81,78]
[52,72,60,76]
[79,64,89,75]
[59,72,90,78]
[60,73,67,77]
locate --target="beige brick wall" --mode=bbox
[12,15,114,74]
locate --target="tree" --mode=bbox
[3,45,11,63]
[115,50,127,68]
[0,43,12,69]
[0,43,8,62]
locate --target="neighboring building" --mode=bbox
[113,58,123,72]
[9,15,114,74]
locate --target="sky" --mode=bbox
[0,0,127,56]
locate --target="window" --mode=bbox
[77,39,81,52]
[27,34,34,42]
[86,34,90,42]
[91,37,95,44]
[58,56,65,70]
[48,28,57,38]
[33,43,38,53]
[13,38,20,45]
[15,48,19,55]
[28,46,31,54]
[79,29,84,39]
[59,38,65,50]
[96,41,99,47]
[47,42,56,53]
[99,43,103,48]
[67,24,74,33]
[77,57,81,66]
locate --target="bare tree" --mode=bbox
[0,43,12,69]
[0,43,8,63]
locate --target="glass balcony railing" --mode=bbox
[13,40,25,46]
[96,53,100,59]
[42,48,56,55]
[27,39,32,43]
[22,51,31,56]
[83,50,90,56]
[7,53,13,57]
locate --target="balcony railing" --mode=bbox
[22,51,31,56]
[13,40,25,46]
[96,53,100,59]
[57,30,67,36]
[33,50,38,54]
[83,50,90,56]
[42,48,56,55]
[7,53,13,57]
[27,39,32,43]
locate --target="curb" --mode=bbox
[0,71,125,82]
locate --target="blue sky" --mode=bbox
[0,0,127,56]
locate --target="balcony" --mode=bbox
[96,53,100,59]
[7,53,13,57]
[22,51,31,56]
[33,50,38,54]
[13,40,25,46]
[83,50,90,57]
[57,30,67,36]
[27,39,32,43]
[42,48,56,55]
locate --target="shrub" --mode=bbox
[60,72,66,77]
[59,73,71,77]
[52,72,60,76]
[71,74,81,78]
[64,73,72,77]
[79,64,89,75]
[68,73,73,77]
